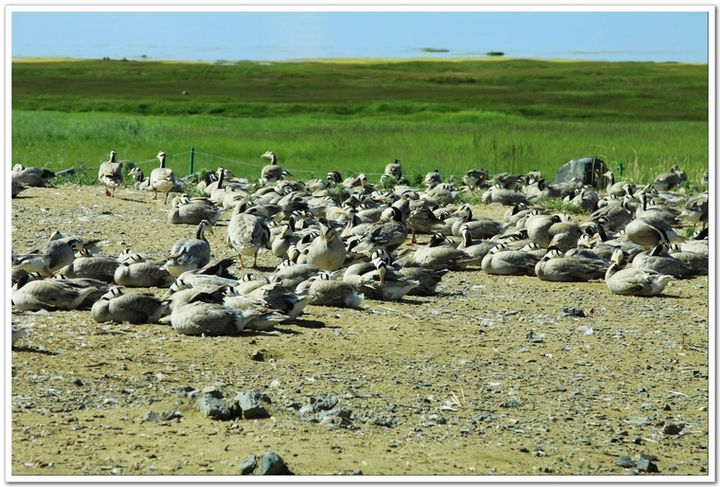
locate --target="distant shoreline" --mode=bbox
[10,56,705,65]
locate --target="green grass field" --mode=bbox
[11,58,709,187]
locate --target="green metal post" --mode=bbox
[617,161,623,178]
[189,147,195,176]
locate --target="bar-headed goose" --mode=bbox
[98,150,123,197]
[605,248,672,296]
[91,287,167,324]
[164,219,214,277]
[150,151,176,204]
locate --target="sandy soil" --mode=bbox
[9,184,710,478]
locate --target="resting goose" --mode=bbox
[11,164,55,187]
[91,287,167,324]
[169,289,249,336]
[413,232,480,271]
[651,165,686,192]
[150,151,177,204]
[57,253,120,283]
[12,274,99,311]
[344,257,419,301]
[450,204,501,240]
[480,243,541,276]
[98,150,123,197]
[303,224,347,272]
[295,273,364,308]
[351,206,408,255]
[604,248,672,296]
[481,184,529,206]
[113,255,175,288]
[668,243,708,276]
[461,168,489,190]
[534,247,608,282]
[13,237,83,277]
[603,170,636,197]
[631,242,693,278]
[260,151,293,185]
[164,220,214,277]
[168,194,222,225]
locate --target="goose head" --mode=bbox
[261,151,277,164]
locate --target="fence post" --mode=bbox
[617,161,623,178]
[189,147,195,176]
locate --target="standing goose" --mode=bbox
[260,151,293,185]
[91,287,167,324]
[405,204,446,244]
[680,192,709,232]
[98,150,123,197]
[227,206,271,268]
[605,248,672,296]
[150,151,176,204]
[164,219,214,278]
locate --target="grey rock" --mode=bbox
[560,306,586,318]
[662,422,684,435]
[617,456,635,468]
[161,408,182,421]
[500,400,520,408]
[255,450,286,475]
[637,457,659,473]
[239,455,257,475]
[196,392,233,420]
[144,411,159,422]
[234,392,269,419]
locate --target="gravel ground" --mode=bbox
[10,184,710,478]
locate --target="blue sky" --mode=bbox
[10,9,711,64]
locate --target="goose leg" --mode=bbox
[151,189,158,201]
[105,186,112,197]
[163,191,170,205]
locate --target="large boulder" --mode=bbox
[554,157,609,190]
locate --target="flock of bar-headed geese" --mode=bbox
[11,150,709,342]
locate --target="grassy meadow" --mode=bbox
[11,58,709,187]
